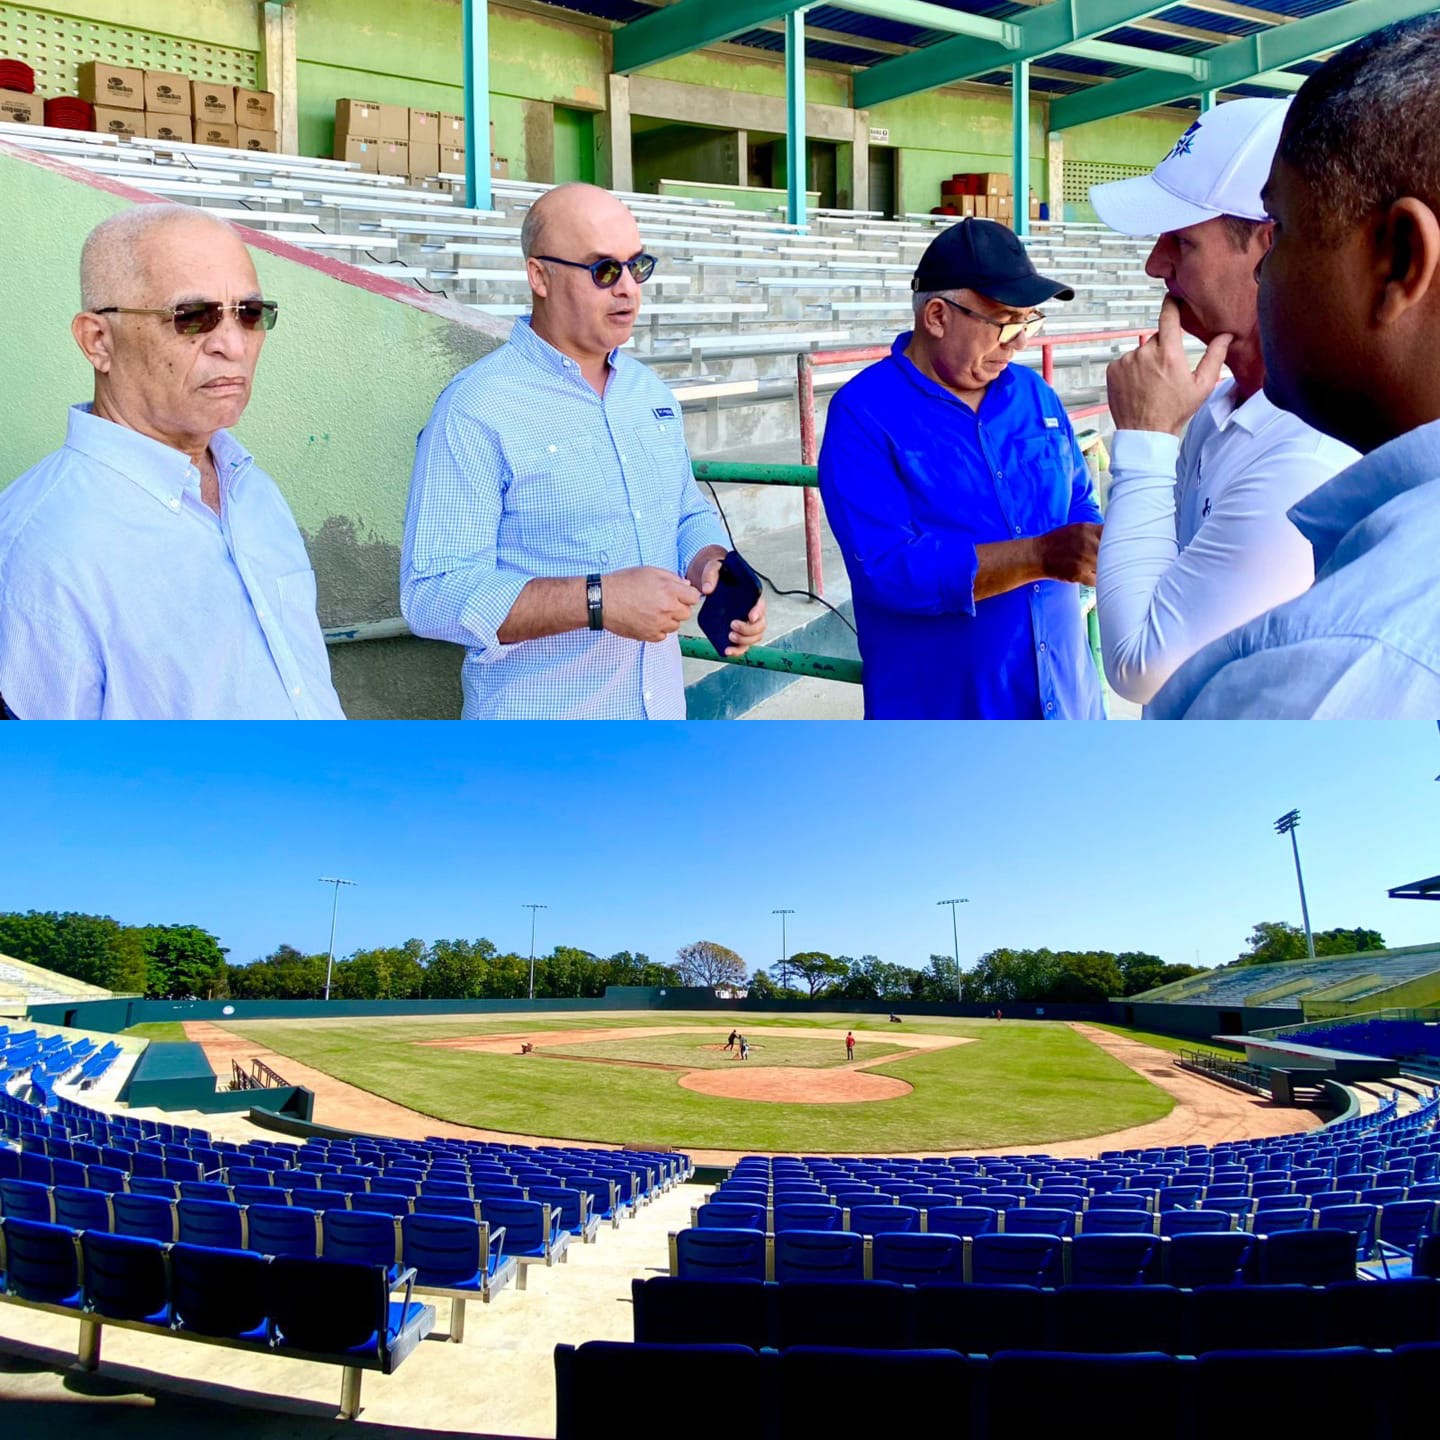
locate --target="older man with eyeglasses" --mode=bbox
[0,204,343,719]
[818,218,1103,719]
[402,181,764,719]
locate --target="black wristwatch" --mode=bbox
[586,573,604,631]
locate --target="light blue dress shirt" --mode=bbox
[1151,417,1440,718]
[0,405,344,720]
[401,318,727,719]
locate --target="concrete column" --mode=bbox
[850,109,870,214]
[735,128,748,186]
[260,1,299,157]
[785,7,807,226]
[1046,131,1064,224]
[1200,89,1219,111]
[462,0,492,211]
[600,73,634,192]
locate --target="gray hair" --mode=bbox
[79,204,238,311]
[912,288,956,320]
[1279,12,1440,238]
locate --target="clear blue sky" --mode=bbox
[4,724,1435,975]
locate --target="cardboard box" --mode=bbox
[979,170,1012,195]
[995,193,1013,216]
[192,81,234,126]
[195,121,238,148]
[144,114,193,143]
[0,89,42,125]
[143,71,191,114]
[234,87,274,129]
[408,139,439,177]
[439,146,465,174]
[237,126,277,153]
[490,155,509,179]
[974,195,994,219]
[337,134,380,172]
[1029,195,1041,220]
[79,61,144,110]
[336,98,384,138]
[409,108,440,144]
[958,194,976,218]
[92,106,143,139]
[376,138,409,176]
[440,112,466,147]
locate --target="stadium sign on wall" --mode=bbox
[869,127,890,143]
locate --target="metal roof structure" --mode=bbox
[1388,876,1440,902]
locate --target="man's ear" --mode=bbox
[526,256,549,300]
[71,311,114,374]
[921,298,947,339]
[1374,197,1440,326]
[1249,221,1275,281]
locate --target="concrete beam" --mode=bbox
[1050,0,1440,129]
[854,0,1178,108]
[614,0,806,74]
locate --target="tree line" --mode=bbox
[0,911,1387,1006]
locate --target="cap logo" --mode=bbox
[1164,120,1201,163]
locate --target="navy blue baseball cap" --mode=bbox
[912,218,1075,306]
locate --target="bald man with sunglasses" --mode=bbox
[403,182,763,719]
[0,204,343,719]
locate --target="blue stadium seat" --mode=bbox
[778,1346,970,1433]
[80,1229,171,1325]
[111,1192,176,1243]
[322,1209,403,1284]
[128,1176,180,1200]
[696,1201,767,1231]
[245,1204,320,1260]
[414,1194,478,1220]
[1250,1207,1315,1235]
[1068,1233,1158,1286]
[0,1217,82,1306]
[1316,1206,1379,1260]
[528,1185,600,1243]
[234,1184,286,1209]
[924,1205,999,1238]
[1165,1232,1254,1288]
[350,1189,413,1217]
[776,1280,909,1349]
[170,1242,270,1341]
[1004,1207,1076,1239]
[846,1203,920,1236]
[84,1164,127,1194]
[177,1198,244,1250]
[970,1232,1062,1287]
[52,1184,110,1231]
[1380,1199,1439,1254]
[870,1231,966,1285]
[1325,1277,1440,1348]
[1089,1190,1152,1211]
[630,1276,771,1348]
[1051,1284,1183,1353]
[0,1178,52,1224]
[1195,1347,1383,1432]
[1080,1209,1156,1236]
[1262,1229,1359,1285]
[1159,1209,1232,1236]
[988,1352,1180,1433]
[772,1229,865,1284]
[179,1180,233,1204]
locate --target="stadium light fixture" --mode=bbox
[937,898,969,1004]
[1273,810,1316,961]
[523,903,548,1001]
[772,908,795,991]
[317,877,355,1002]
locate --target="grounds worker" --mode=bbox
[402,182,765,719]
[818,218,1103,719]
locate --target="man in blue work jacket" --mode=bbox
[818,219,1103,719]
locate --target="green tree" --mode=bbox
[142,924,230,999]
[836,954,919,1002]
[675,940,748,989]
[424,938,497,999]
[1236,922,1385,965]
[788,950,849,999]
[228,944,326,999]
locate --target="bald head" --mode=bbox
[521,182,638,261]
[79,204,252,312]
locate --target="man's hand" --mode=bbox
[603,566,700,643]
[1105,294,1233,436]
[691,548,768,657]
[1038,522,1103,586]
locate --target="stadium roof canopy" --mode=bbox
[1389,875,1440,901]
[536,0,1438,127]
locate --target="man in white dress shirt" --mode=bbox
[1090,98,1358,709]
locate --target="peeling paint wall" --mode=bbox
[0,147,506,718]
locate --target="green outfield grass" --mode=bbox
[221,1012,1177,1152]
[1088,1023,1244,1064]
[121,1022,189,1043]
[547,1031,903,1070]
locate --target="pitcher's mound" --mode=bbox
[679,1066,912,1105]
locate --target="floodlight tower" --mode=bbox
[318,877,355,1002]
[937,898,969,1003]
[1273,810,1316,960]
[523,903,548,1001]
[772,909,795,990]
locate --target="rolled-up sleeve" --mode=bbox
[401,397,530,663]
[818,393,980,616]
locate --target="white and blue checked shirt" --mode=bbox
[402,318,727,719]
[0,405,344,720]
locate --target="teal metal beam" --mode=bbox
[462,0,491,212]
[834,0,1018,44]
[1199,88,1219,110]
[1050,0,1440,130]
[614,0,804,74]
[786,7,807,228]
[854,0,1177,109]
[1065,38,1210,78]
[1013,58,1031,237]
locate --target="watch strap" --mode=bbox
[586,573,603,631]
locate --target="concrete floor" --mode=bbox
[0,1180,702,1440]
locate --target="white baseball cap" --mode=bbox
[1089,97,1290,236]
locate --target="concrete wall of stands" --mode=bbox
[0,145,504,718]
[2,0,1191,216]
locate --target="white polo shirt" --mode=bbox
[1095,377,1359,707]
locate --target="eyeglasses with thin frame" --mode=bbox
[93,300,279,336]
[535,253,658,288]
[937,295,1045,345]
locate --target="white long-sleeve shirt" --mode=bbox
[1096,378,1359,707]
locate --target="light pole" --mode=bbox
[937,898,969,1003]
[317,877,355,1002]
[772,908,794,990]
[1273,810,1316,960]
[523,903,547,1000]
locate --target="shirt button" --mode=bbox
[169,498,180,510]
[643,691,652,702]
[1038,642,1047,652]
[256,610,266,621]
[1046,702,1055,713]
[633,509,642,519]
[1033,584,1040,593]
[292,686,302,697]
[1014,526,1022,535]
[997,471,1004,479]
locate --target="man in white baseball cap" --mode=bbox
[1088,98,1357,711]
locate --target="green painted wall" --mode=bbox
[1063,109,1192,222]
[0,146,506,718]
[650,47,849,109]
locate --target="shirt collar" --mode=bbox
[1205,377,1284,438]
[511,314,620,381]
[1287,416,1440,570]
[63,403,254,512]
[887,330,1015,409]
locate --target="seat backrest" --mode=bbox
[1195,1347,1382,1430]
[1262,1228,1359,1285]
[672,1227,768,1282]
[630,1275,770,1348]
[400,1212,483,1286]
[111,1192,177,1243]
[177,1198,245,1249]
[772,1229,865,1283]
[1165,1231,1255,1288]
[1159,1209,1233,1236]
[970,1232,1062,1286]
[846,1204,920,1236]
[268,1255,389,1352]
[0,1217,81,1303]
[170,1242,270,1338]
[697,1201,767,1232]
[0,1178,53,1224]
[925,1205,999,1238]
[1004,1207,1076,1238]
[1069,1233,1158,1286]
[322,1208,400,1267]
[52,1185,110,1231]
[1081,1209,1156,1236]
[246,1203,320,1259]
[80,1229,168,1321]
[775,1282,909,1350]
[1051,1283,1183,1352]
[870,1231,966,1285]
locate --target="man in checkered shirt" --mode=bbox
[402,183,766,718]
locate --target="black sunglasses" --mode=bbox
[94,300,280,336]
[535,253,657,288]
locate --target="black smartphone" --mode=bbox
[698,549,763,657]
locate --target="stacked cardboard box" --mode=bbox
[935,171,1017,226]
[235,86,276,151]
[72,62,274,149]
[334,98,409,174]
[78,60,144,139]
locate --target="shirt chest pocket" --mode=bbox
[629,418,690,511]
[503,437,614,571]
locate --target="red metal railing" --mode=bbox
[795,326,1155,595]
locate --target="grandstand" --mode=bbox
[6,0,1410,717]
[0,951,113,1013]
[1128,944,1440,1021]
